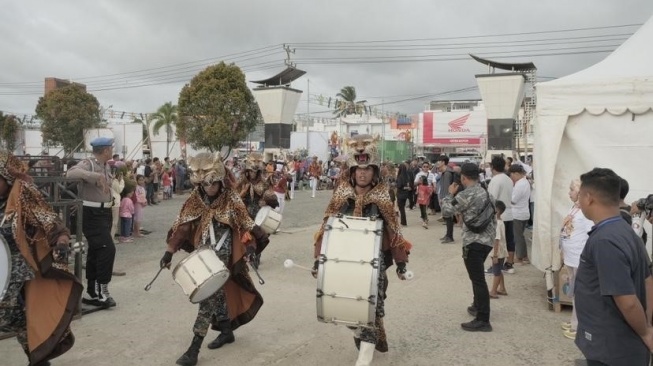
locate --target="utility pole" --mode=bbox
[381,99,385,161]
[306,79,310,155]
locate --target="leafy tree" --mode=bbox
[149,102,178,157]
[1,114,20,152]
[333,86,367,118]
[35,85,101,153]
[178,62,262,153]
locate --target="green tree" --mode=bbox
[333,86,367,118]
[35,85,101,153]
[177,62,262,153]
[1,114,20,152]
[149,102,178,157]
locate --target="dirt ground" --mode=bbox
[1,188,585,365]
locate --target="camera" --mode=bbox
[635,194,653,215]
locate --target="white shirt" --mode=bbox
[560,205,593,268]
[414,171,436,186]
[488,173,513,221]
[511,177,531,220]
[494,219,508,259]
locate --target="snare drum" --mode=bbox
[0,237,11,301]
[255,206,282,234]
[316,216,383,328]
[172,248,230,303]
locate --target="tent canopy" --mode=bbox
[533,15,653,275]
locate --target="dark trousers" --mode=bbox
[408,190,416,209]
[146,182,154,204]
[120,217,133,237]
[463,242,493,322]
[397,195,408,226]
[419,204,428,221]
[445,216,454,239]
[585,361,608,366]
[82,206,115,284]
[504,220,515,254]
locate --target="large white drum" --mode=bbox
[255,206,282,234]
[316,215,383,328]
[0,237,10,301]
[172,248,229,304]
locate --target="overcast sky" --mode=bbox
[1,0,652,120]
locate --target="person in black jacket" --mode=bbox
[396,163,414,226]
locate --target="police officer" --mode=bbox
[67,136,117,308]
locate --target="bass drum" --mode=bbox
[316,216,383,328]
[0,236,11,301]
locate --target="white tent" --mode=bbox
[532,15,653,287]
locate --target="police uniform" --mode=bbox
[66,136,117,308]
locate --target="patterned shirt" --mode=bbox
[441,182,496,247]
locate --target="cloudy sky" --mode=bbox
[1,0,652,120]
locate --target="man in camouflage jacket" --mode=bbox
[441,163,497,333]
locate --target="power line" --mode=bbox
[289,23,641,45]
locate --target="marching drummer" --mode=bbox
[0,150,82,365]
[312,135,412,366]
[236,152,278,266]
[160,152,269,366]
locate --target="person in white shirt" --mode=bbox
[487,156,516,273]
[509,164,532,264]
[414,161,436,187]
[559,178,594,339]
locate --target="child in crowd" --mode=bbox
[489,200,508,298]
[119,185,135,243]
[133,175,148,238]
[162,168,172,200]
[417,175,433,229]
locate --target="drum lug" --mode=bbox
[324,224,333,232]
[368,295,376,304]
[318,254,327,264]
[373,229,383,236]
[370,258,379,269]
[316,289,324,298]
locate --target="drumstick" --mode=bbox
[284,259,313,272]
[144,266,166,291]
[404,271,415,281]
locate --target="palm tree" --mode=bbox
[150,102,178,157]
[333,86,367,118]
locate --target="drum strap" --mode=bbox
[209,224,229,252]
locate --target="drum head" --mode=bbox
[190,270,230,303]
[0,237,11,301]
[255,206,270,226]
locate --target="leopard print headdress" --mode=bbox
[344,134,380,170]
[187,152,226,186]
[0,150,29,185]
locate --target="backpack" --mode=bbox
[464,189,495,233]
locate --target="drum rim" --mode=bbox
[0,238,10,301]
[172,247,216,276]
[188,268,230,303]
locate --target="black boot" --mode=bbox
[207,320,235,349]
[176,334,204,366]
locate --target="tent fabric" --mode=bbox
[532,15,653,282]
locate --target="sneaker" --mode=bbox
[422,221,428,229]
[98,284,117,308]
[485,267,494,275]
[441,237,454,244]
[461,319,492,332]
[439,235,448,241]
[563,329,576,339]
[502,262,515,274]
[467,305,477,317]
[82,292,102,306]
[561,322,572,331]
